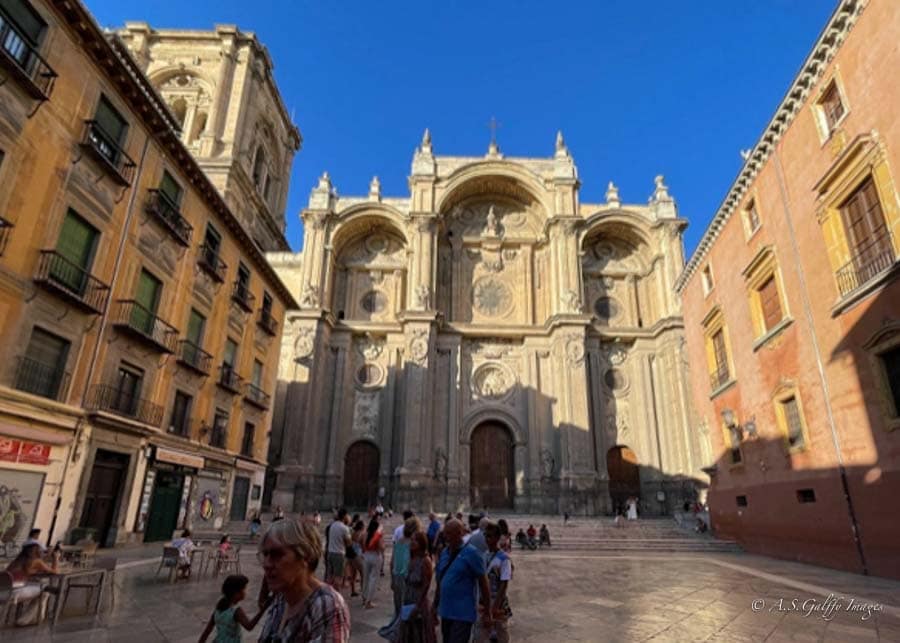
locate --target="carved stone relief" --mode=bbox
[472,277,513,318]
[352,391,380,436]
[472,362,516,401]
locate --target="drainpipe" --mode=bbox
[772,149,867,575]
[46,130,153,546]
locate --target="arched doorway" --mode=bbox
[470,423,514,509]
[343,441,379,509]
[607,445,641,514]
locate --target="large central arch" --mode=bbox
[469,422,515,509]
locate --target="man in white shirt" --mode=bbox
[464,516,489,554]
[325,508,351,589]
[22,528,46,554]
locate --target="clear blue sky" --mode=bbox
[88,1,836,256]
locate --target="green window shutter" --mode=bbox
[2,0,47,45]
[252,360,262,387]
[53,210,97,294]
[204,225,221,254]
[159,171,182,205]
[95,97,127,144]
[131,270,161,335]
[187,309,205,345]
[224,339,237,367]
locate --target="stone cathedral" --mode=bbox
[268,133,704,515]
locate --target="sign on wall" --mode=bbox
[0,439,51,465]
[0,469,45,545]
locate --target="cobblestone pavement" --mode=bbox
[3,549,899,642]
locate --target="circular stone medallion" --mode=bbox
[356,363,383,387]
[472,277,512,317]
[604,368,627,392]
[473,363,514,400]
[594,297,621,321]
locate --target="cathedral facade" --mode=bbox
[269,133,705,515]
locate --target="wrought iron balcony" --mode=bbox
[145,189,192,246]
[176,339,213,375]
[0,215,12,255]
[257,308,278,336]
[111,300,178,353]
[231,280,255,312]
[80,120,136,186]
[835,228,897,296]
[86,384,163,427]
[13,356,69,401]
[217,364,243,394]
[209,424,227,449]
[0,8,57,101]
[34,249,109,314]
[197,243,227,282]
[243,382,270,410]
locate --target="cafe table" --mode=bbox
[42,564,108,626]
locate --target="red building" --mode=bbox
[678,0,900,579]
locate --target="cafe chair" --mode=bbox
[156,547,180,583]
[74,540,99,568]
[93,557,118,609]
[0,571,22,627]
[214,544,242,577]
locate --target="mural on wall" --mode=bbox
[0,470,45,545]
[193,472,227,530]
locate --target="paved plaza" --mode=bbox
[3,527,900,642]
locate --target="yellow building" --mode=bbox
[0,0,298,547]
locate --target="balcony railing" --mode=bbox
[13,356,69,401]
[243,382,270,409]
[217,364,243,394]
[835,228,897,296]
[197,244,227,282]
[0,8,57,100]
[709,368,730,392]
[34,249,109,314]
[145,190,192,246]
[80,120,136,186]
[257,308,278,336]
[86,383,164,427]
[176,339,213,375]
[111,300,178,353]
[0,216,12,255]
[231,280,256,312]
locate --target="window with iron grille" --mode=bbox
[113,364,143,416]
[781,396,805,449]
[92,96,128,163]
[16,327,69,399]
[758,276,783,333]
[203,224,221,259]
[53,209,99,294]
[158,170,182,206]
[819,82,845,133]
[711,329,729,386]
[211,410,228,448]
[839,177,892,284]
[168,390,192,437]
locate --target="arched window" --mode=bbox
[190,111,207,144]
[252,146,266,190]
[169,98,187,128]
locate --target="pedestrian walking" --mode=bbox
[390,515,420,617]
[249,512,263,541]
[399,531,436,643]
[432,519,492,643]
[325,508,352,590]
[362,517,385,609]
[198,574,269,643]
[426,512,440,554]
[257,519,350,642]
[346,519,365,597]
[474,522,512,643]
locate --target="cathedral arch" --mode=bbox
[342,440,380,509]
[436,161,552,216]
[461,407,525,446]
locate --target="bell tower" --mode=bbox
[118,23,302,252]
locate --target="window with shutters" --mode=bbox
[158,170,182,207]
[702,306,734,396]
[252,360,263,388]
[701,264,714,296]
[864,327,900,429]
[52,209,98,295]
[92,96,128,163]
[743,246,791,346]
[882,346,900,421]
[815,80,846,138]
[186,308,205,346]
[130,269,161,336]
[835,176,894,296]
[210,409,228,448]
[773,384,809,454]
[168,390,192,437]
[224,338,237,368]
[241,422,255,457]
[113,363,143,416]
[15,327,70,400]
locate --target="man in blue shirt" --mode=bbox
[433,519,492,643]
[426,512,441,554]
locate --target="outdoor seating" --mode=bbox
[93,557,117,609]
[0,571,21,627]
[213,544,241,577]
[156,546,180,583]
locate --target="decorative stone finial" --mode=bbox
[420,128,432,154]
[486,140,501,158]
[554,130,571,160]
[652,175,672,202]
[317,171,331,190]
[606,181,620,208]
[308,171,336,210]
[369,175,381,201]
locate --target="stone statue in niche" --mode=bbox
[483,205,500,237]
[299,283,319,308]
[561,290,582,313]
[415,284,431,309]
[541,449,555,480]
[434,447,448,481]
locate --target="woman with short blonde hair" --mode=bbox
[257,520,350,642]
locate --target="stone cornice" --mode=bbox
[675,0,866,294]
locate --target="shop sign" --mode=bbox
[0,439,51,465]
[155,447,204,470]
